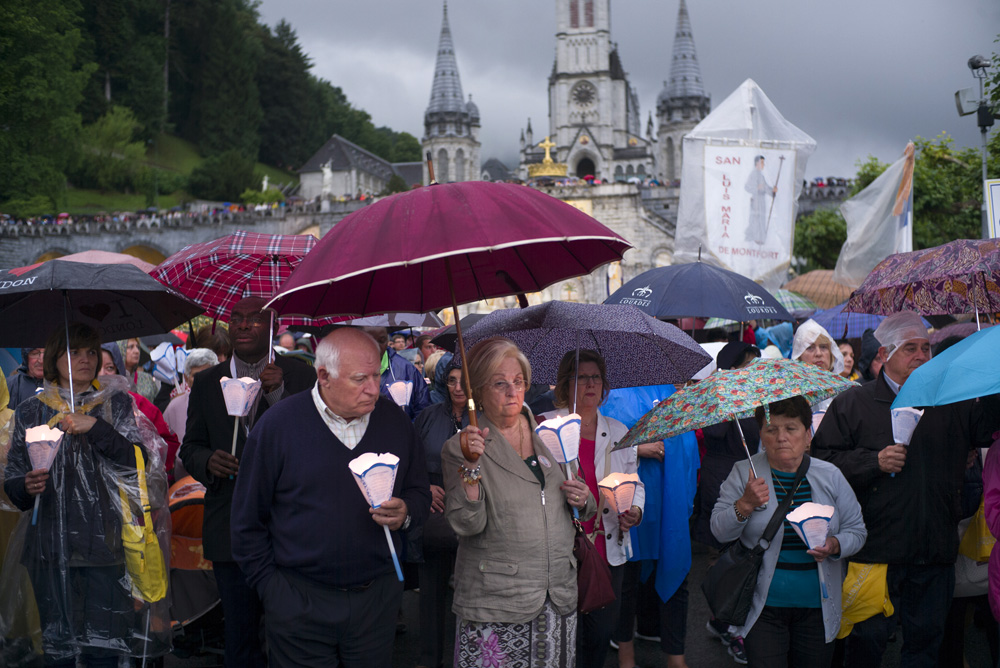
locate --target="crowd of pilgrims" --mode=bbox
[0,301,997,668]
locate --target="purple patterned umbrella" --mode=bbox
[460,301,712,388]
[846,239,1000,316]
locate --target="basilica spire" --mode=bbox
[426,0,465,115]
[665,0,705,99]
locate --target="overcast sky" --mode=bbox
[258,0,999,179]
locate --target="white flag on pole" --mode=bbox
[833,142,915,289]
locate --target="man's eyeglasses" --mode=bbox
[576,374,603,385]
[490,379,526,394]
[26,350,44,360]
[230,313,267,327]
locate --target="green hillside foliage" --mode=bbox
[1,0,421,211]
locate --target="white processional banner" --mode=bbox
[703,146,796,282]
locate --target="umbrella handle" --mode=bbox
[31,496,40,525]
[445,257,480,461]
[733,417,759,479]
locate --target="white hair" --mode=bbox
[185,348,219,375]
[316,328,381,378]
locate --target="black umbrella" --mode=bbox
[430,313,489,351]
[605,261,793,322]
[0,261,204,348]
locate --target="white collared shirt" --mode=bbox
[311,383,370,449]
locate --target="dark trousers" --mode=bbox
[417,548,456,668]
[843,562,954,668]
[213,560,266,668]
[263,568,402,668]
[577,563,625,668]
[744,606,832,668]
[618,561,688,655]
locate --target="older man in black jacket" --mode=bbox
[180,297,315,668]
[812,311,1000,668]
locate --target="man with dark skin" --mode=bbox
[181,296,315,668]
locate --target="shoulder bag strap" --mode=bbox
[758,454,811,545]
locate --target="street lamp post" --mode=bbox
[957,55,994,239]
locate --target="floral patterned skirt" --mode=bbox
[454,598,576,668]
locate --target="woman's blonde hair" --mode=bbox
[423,350,446,380]
[465,337,531,406]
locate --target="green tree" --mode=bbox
[390,132,422,163]
[256,21,316,168]
[793,209,847,272]
[74,105,147,191]
[187,150,256,200]
[189,0,262,158]
[0,0,95,207]
[380,174,408,196]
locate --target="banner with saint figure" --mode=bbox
[704,146,797,282]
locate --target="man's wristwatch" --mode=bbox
[401,514,412,531]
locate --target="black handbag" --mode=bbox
[701,455,810,626]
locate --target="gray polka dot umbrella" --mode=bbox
[459,301,712,388]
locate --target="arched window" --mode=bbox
[437,148,449,182]
[626,165,634,177]
[637,164,646,178]
[455,148,465,182]
[614,165,624,182]
[584,0,594,27]
[569,0,579,28]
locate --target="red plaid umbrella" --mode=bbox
[151,231,316,320]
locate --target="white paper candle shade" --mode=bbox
[25,425,64,471]
[387,381,413,408]
[348,452,400,509]
[151,342,178,384]
[535,414,582,464]
[786,502,835,550]
[174,347,189,375]
[890,408,923,446]
[220,376,263,417]
[598,473,640,514]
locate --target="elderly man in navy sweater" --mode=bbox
[232,327,431,668]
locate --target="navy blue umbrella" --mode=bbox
[604,262,793,322]
[461,301,712,388]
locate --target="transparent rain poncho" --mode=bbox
[0,374,171,664]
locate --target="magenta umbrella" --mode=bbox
[267,180,631,449]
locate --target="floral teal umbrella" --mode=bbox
[613,357,857,477]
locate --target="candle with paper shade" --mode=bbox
[25,424,64,525]
[785,502,835,551]
[598,472,640,559]
[889,407,923,478]
[151,342,179,387]
[535,413,582,517]
[387,380,413,409]
[348,452,404,581]
[220,376,263,457]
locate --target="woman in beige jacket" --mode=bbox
[442,337,596,668]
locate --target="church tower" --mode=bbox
[520,0,654,182]
[656,0,710,184]
[422,1,480,184]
